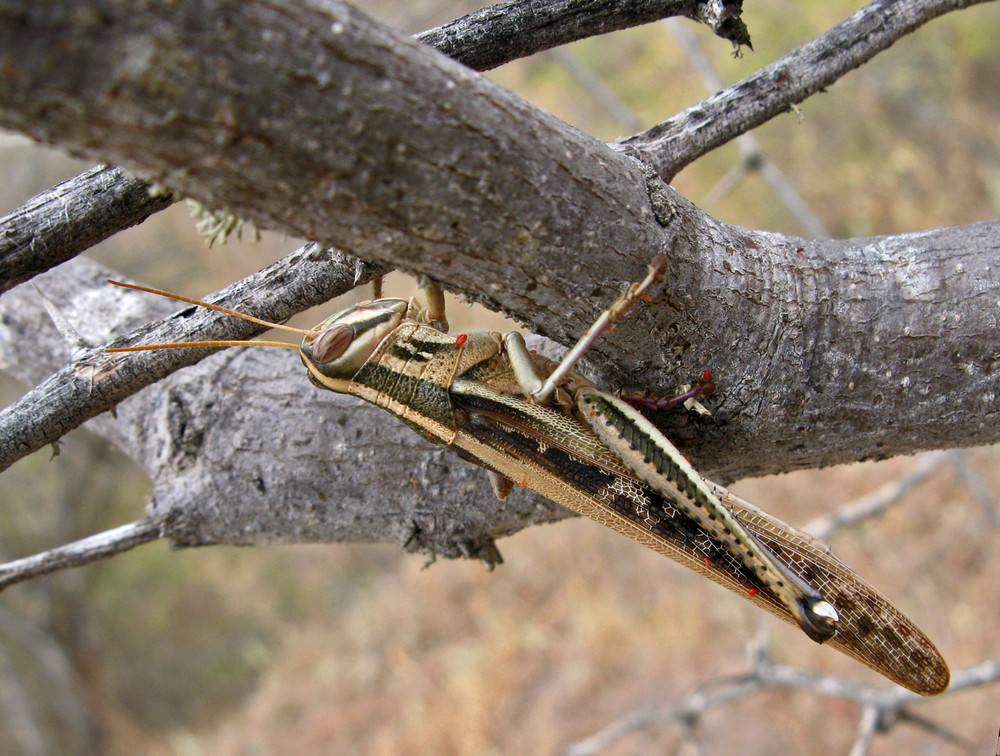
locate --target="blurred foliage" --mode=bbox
[1,1,999,754]
[89,544,275,730]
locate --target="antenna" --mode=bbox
[104,280,308,353]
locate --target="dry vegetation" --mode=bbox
[1,1,999,754]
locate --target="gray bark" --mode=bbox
[0,0,746,293]
[0,165,172,295]
[0,0,996,566]
[2,212,997,561]
[0,0,667,317]
[417,0,750,72]
[0,254,562,562]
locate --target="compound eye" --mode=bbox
[311,324,354,364]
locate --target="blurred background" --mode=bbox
[1,1,999,753]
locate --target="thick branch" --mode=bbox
[2,0,984,303]
[0,0,739,291]
[0,0,665,328]
[2,206,997,554]
[0,257,566,561]
[0,0,987,352]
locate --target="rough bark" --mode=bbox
[0,244,386,471]
[417,0,750,72]
[2,208,997,558]
[0,165,172,295]
[0,0,666,331]
[0,0,996,562]
[0,255,564,561]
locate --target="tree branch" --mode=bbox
[0,245,387,472]
[564,625,1000,756]
[0,165,173,295]
[662,18,831,238]
[619,0,994,180]
[0,0,744,292]
[0,0,673,332]
[417,0,750,72]
[0,518,165,592]
[2,0,982,301]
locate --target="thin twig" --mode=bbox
[0,165,173,294]
[0,518,165,592]
[621,0,994,180]
[897,709,976,751]
[664,18,831,238]
[417,0,748,73]
[544,48,646,133]
[0,642,46,755]
[0,246,386,473]
[849,706,881,756]
[950,449,1000,526]
[0,606,93,747]
[805,451,949,540]
[564,651,1000,755]
[563,675,762,756]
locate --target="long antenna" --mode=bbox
[107,280,313,335]
[106,339,300,353]
[104,279,309,353]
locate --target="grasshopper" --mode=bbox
[107,258,949,696]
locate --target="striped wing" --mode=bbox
[449,383,949,695]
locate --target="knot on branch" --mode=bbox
[620,148,682,231]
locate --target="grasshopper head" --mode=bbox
[103,282,410,395]
[299,298,409,391]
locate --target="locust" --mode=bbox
[106,257,950,696]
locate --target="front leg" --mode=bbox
[418,277,449,333]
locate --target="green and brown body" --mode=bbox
[299,298,949,696]
[107,268,949,696]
